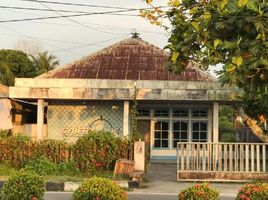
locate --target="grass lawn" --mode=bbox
[0,163,113,182]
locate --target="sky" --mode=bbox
[0,0,169,64]
[0,0,220,75]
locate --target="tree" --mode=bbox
[0,49,36,86]
[142,0,268,142]
[32,51,59,76]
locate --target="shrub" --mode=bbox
[0,171,45,200]
[72,176,127,200]
[0,135,31,167]
[0,129,11,138]
[236,182,268,200]
[24,158,57,175]
[73,131,133,172]
[31,139,69,162]
[178,183,219,200]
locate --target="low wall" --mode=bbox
[177,171,268,182]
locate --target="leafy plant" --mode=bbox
[24,158,57,175]
[0,171,45,200]
[73,131,133,172]
[178,183,219,200]
[72,176,127,200]
[236,182,268,200]
[0,130,11,139]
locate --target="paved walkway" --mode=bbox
[131,162,243,198]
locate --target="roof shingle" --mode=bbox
[39,37,216,82]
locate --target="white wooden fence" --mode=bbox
[177,143,268,173]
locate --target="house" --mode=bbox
[9,36,239,160]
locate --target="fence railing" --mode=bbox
[177,142,268,173]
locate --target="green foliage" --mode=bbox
[162,0,268,121]
[73,131,133,172]
[236,183,268,200]
[219,105,237,142]
[24,158,80,176]
[0,163,17,177]
[0,171,45,200]
[72,176,127,200]
[31,51,59,76]
[0,49,36,85]
[24,158,57,176]
[178,183,219,200]
[31,139,69,162]
[0,130,11,139]
[130,86,141,140]
[0,62,14,86]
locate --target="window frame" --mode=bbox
[172,120,188,148]
[153,120,169,149]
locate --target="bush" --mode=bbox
[0,171,45,200]
[0,129,11,138]
[178,183,219,200]
[72,176,127,200]
[236,182,268,200]
[24,158,57,175]
[73,131,133,172]
[24,158,80,176]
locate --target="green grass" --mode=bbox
[0,164,18,180]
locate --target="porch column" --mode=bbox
[123,101,129,137]
[213,102,219,143]
[37,99,44,140]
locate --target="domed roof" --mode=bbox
[39,37,216,82]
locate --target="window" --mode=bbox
[154,109,169,117]
[192,109,208,117]
[173,121,188,148]
[192,121,207,142]
[154,121,169,148]
[173,109,188,117]
[137,109,150,117]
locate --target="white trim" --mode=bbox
[213,102,219,142]
[37,99,44,140]
[123,101,129,137]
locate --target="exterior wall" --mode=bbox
[47,101,123,142]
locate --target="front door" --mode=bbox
[137,120,150,145]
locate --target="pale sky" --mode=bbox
[0,0,169,64]
[0,0,220,76]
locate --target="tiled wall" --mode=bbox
[47,101,123,142]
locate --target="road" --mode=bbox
[44,192,235,200]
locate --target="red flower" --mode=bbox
[95,197,101,200]
[195,184,200,188]
[245,198,251,200]
[32,197,37,200]
[240,194,246,199]
[245,191,251,195]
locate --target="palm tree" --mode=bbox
[33,51,59,75]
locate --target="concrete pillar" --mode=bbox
[123,101,129,137]
[37,99,44,140]
[134,140,145,171]
[213,102,219,143]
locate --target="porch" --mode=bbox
[177,142,268,181]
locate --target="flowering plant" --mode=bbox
[236,182,268,200]
[178,182,219,200]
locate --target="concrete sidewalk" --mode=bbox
[131,162,243,198]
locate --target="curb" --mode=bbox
[0,180,139,192]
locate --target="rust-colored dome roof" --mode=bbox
[39,37,216,82]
